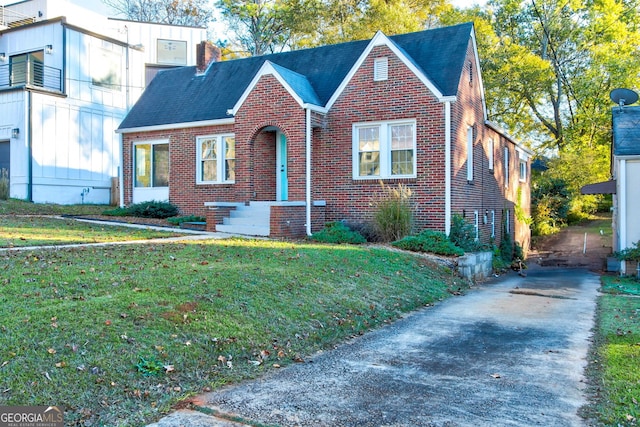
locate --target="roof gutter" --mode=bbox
[302,103,328,114]
[485,120,532,155]
[116,118,235,134]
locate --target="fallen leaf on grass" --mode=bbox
[164,365,175,373]
[47,348,56,355]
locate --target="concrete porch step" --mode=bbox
[216,224,270,236]
[215,202,274,236]
[223,215,269,226]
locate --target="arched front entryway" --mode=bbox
[252,126,288,202]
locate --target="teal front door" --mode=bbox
[277,132,288,201]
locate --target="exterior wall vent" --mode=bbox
[374,57,388,81]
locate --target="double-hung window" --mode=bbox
[466,126,474,181]
[353,120,416,179]
[519,158,527,182]
[504,147,510,188]
[197,134,235,184]
[488,138,494,171]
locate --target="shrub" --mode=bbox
[0,168,8,200]
[102,207,129,216]
[310,222,366,244]
[615,241,640,261]
[491,245,510,271]
[127,201,179,218]
[531,177,571,236]
[373,182,413,242]
[448,213,482,252]
[343,221,381,243]
[499,225,514,262]
[167,215,206,225]
[102,201,179,219]
[392,229,464,256]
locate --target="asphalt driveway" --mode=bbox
[150,265,599,427]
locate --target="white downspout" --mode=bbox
[305,108,312,236]
[619,159,627,274]
[119,134,125,208]
[445,101,452,236]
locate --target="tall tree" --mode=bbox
[444,0,639,193]
[215,0,295,55]
[102,0,214,26]
[216,0,449,55]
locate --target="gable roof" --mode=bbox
[118,22,474,132]
[612,106,640,156]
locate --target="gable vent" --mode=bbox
[374,57,388,81]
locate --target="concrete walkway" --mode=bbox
[148,265,600,427]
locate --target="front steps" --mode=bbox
[214,202,272,236]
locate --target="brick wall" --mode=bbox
[314,44,447,231]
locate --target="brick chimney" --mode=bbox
[196,41,221,74]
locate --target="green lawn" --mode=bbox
[586,275,640,426]
[0,237,463,426]
[0,216,184,247]
[0,199,184,247]
[0,198,107,216]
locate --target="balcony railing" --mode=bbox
[0,58,62,92]
[0,6,37,29]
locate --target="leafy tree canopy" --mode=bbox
[102,0,214,26]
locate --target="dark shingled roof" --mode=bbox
[613,106,640,156]
[119,22,474,130]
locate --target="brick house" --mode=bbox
[117,22,531,250]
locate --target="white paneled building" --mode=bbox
[0,0,206,204]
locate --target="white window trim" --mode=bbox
[352,119,417,180]
[467,126,474,181]
[504,146,509,188]
[196,134,236,184]
[133,140,169,188]
[490,210,495,238]
[488,138,494,171]
[519,159,527,182]
[505,209,511,234]
[474,210,479,241]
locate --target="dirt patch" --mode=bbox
[529,215,613,272]
[161,301,200,324]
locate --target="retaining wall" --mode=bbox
[457,251,493,281]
